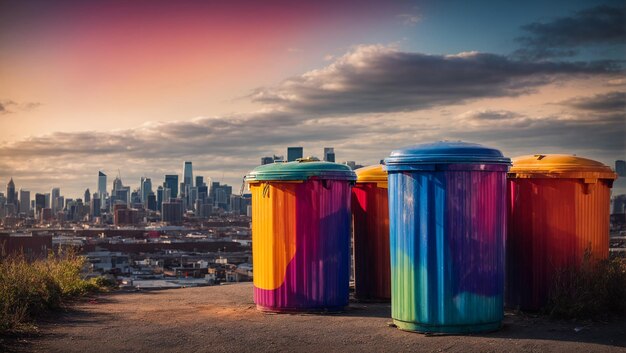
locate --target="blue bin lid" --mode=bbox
[384,141,511,171]
[246,157,357,182]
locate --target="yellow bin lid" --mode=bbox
[509,154,617,181]
[355,165,388,186]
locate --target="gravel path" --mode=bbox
[5,283,625,353]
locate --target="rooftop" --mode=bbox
[15,283,626,352]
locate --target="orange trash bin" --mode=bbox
[506,154,617,310]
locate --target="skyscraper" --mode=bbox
[164,175,178,199]
[261,156,274,165]
[51,187,60,213]
[91,194,101,218]
[19,189,30,214]
[6,178,16,207]
[156,185,164,210]
[324,147,335,162]
[195,176,204,188]
[287,147,303,162]
[84,188,91,204]
[183,161,193,187]
[141,177,152,205]
[6,178,17,213]
[112,176,123,193]
[98,171,107,200]
[34,193,45,217]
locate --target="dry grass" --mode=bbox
[546,251,626,320]
[0,249,109,334]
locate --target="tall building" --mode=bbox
[91,194,101,218]
[287,147,303,162]
[112,176,123,193]
[141,177,152,205]
[56,196,64,213]
[195,176,204,187]
[156,186,164,210]
[44,193,51,209]
[98,171,107,200]
[84,188,91,204]
[183,161,193,187]
[164,175,178,199]
[324,147,335,162]
[162,198,183,225]
[50,187,60,214]
[617,160,626,177]
[6,178,16,208]
[146,192,157,211]
[261,156,274,165]
[34,193,45,217]
[19,189,30,214]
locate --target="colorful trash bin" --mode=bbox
[352,164,390,301]
[384,141,511,333]
[506,154,617,311]
[246,157,356,312]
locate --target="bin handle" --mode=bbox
[262,183,271,198]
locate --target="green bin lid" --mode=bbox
[246,157,357,182]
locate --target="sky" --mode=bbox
[0,0,625,197]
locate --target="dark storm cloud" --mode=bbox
[514,5,626,60]
[251,45,619,115]
[560,91,626,112]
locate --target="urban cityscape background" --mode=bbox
[0,0,624,292]
[0,146,369,289]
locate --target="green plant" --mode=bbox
[546,250,626,320]
[0,248,106,334]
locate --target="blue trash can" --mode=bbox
[384,141,511,333]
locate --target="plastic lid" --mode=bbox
[355,164,387,183]
[510,154,617,180]
[384,141,511,171]
[246,158,356,182]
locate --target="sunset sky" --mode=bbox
[1,0,624,197]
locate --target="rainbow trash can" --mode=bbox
[506,154,617,311]
[352,164,391,301]
[246,158,356,312]
[385,141,511,333]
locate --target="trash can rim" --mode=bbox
[246,160,357,182]
[384,141,511,168]
[509,154,617,180]
[355,164,388,183]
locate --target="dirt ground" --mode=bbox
[3,282,625,353]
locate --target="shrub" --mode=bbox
[545,251,626,320]
[0,249,105,334]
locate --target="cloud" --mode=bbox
[3,45,624,196]
[0,99,42,114]
[514,5,626,60]
[451,111,625,158]
[0,109,406,194]
[456,109,533,128]
[559,91,626,113]
[251,45,620,115]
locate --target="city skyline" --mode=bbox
[1,0,624,196]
